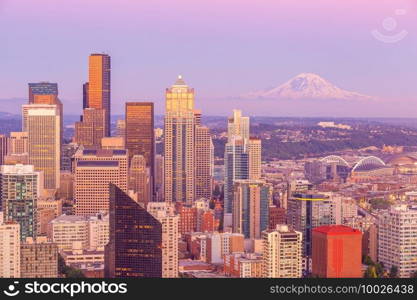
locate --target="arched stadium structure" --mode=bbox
[319,155,350,168]
[351,156,386,172]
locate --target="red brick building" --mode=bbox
[312,225,362,278]
[176,203,197,235]
[268,206,286,229]
[200,210,217,232]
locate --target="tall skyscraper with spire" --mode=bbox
[164,76,195,204]
[87,53,111,136]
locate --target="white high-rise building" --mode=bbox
[379,205,417,278]
[0,221,20,278]
[88,213,109,250]
[48,213,109,251]
[262,225,302,278]
[147,202,179,278]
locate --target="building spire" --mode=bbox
[174,75,186,86]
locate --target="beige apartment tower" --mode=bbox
[147,202,179,278]
[0,221,20,278]
[262,225,303,278]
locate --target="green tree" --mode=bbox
[66,268,86,278]
[58,253,86,278]
[363,255,374,266]
[364,266,378,278]
[58,253,67,275]
[375,263,384,277]
[389,265,399,278]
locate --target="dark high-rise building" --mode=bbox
[88,53,111,136]
[105,184,162,278]
[125,102,154,194]
[0,134,8,166]
[82,82,89,110]
[287,192,338,257]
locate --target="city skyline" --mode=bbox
[1,0,417,285]
[1,0,417,117]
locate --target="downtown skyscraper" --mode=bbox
[73,148,128,216]
[27,82,63,145]
[224,110,261,228]
[195,125,213,200]
[24,104,61,190]
[287,192,339,257]
[224,136,249,227]
[75,108,106,148]
[0,165,41,241]
[232,179,271,239]
[87,53,111,136]
[125,102,155,196]
[105,184,162,278]
[227,110,249,142]
[164,76,196,204]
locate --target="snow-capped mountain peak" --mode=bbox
[242,73,373,100]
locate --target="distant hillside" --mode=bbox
[0,98,26,114]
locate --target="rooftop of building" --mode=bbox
[50,214,87,223]
[80,149,127,156]
[76,160,119,167]
[291,192,329,201]
[0,164,36,174]
[313,225,362,235]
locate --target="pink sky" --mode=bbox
[0,0,416,116]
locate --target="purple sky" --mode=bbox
[1,0,416,116]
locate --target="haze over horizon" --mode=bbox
[1,0,416,117]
